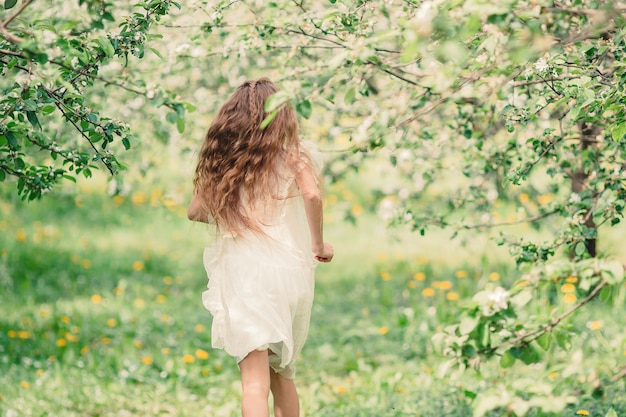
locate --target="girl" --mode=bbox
[187,77,334,417]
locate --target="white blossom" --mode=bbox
[487,286,509,312]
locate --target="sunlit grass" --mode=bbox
[1,169,625,416]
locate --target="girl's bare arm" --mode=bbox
[295,164,334,262]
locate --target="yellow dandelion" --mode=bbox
[335,386,348,394]
[414,272,426,281]
[378,326,389,335]
[163,276,173,285]
[7,330,16,338]
[563,294,577,304]
[194,324,206,333]
[516,280,530,287]
[112,195,125,206]
[446,291,460,301]
[201,369,210,376]
[407,280,417,289]
[156,294,166,303]
[437,280,453,290]
[422,288,435,297]
[561,283,576,293]
[537,193,554,205]
[106,318,117,327]
[161,347,171,355]
[91,294,103,304]
[351,204,364,216]
[71,326,80,334]
[81,259,92,269]
[455,270,467,279]
[141,356,153,365]
[134,298,145,308]
[80,346,89,355]
[134,340,143,349]
[548,371,558,380]
[132,261,144,272]
[39,308,50,318]
[17,331,30,339]
[575,410,590,416]
[20,381,30,389]
[195,349,210,360]
[488,272,500,281]
[361,307,370,316]
[214,364,222,372]
[56,339,67,347]
[586,320,603,331]
[60,315,70,323]
[182,354,195,364]
[566,275,578,283]
[162,199,178,211]
[131,191,147,206]
[15,229,27,242]
[36,369,44,376]
[325,194,338,205]
[379,270,392,281]
[161,314,171,324]
[101,336,111,345]
[65,333,78,342]
[518,193,530,203]
[341,189,354,200]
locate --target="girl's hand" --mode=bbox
[314,242,334,263]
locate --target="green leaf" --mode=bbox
[176,117,185,133]
[296,99,312,119]
[165,112,178,124]
[536,332,552,351]
[605,408,618,417]
[4,0,17,9]
[344,86,356,105]
[264,91,290,113]
[599,260,624,285]
[612,122,626,141]
[500,350,515,368]
[95,36,115,58]
[122,138,131,150]
[260,110,277,129]
[5,131,19,148]
[0,169,5,181]
[149,47,165,61]
[459,315,478,335]
[26,111,41,129]
[41,104,56,115]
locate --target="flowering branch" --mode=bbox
[479,281,608,356]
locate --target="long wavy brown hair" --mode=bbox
[193,77,312,235]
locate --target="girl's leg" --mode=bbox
[269,368,299,417]
[239,350,271,417]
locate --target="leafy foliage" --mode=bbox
[0,0,185,200]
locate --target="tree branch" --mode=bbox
[461,210,559,230]
[0,0,33,44]
[479,281,608,355]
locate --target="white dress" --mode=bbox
[201,145,320,379]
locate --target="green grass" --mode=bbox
[0,176,625,417]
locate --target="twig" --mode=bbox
[461,210,559,230]
[0,0,33,44]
